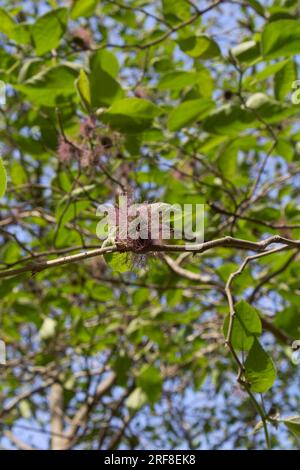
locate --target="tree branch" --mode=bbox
[1,235,300,280]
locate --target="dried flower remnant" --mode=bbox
[114,201,170,254]
[114,201,151,253]
[71,27,92,51]
[57,137,79,164]
[80,148,93,168]
[101,136,113,150]
[80,116,96,140]
[134,87,148,99]
[81,144,104,168]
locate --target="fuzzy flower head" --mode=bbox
[80,144,103,168]
[80,116,96,140]
[80,148,93,168]
[114,199,171,253]
[71,27,92,50]
[57,137,78,163]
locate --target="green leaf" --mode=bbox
[19,400,32,419]
[178,35,220,59]
[231,40,260,63]
[218,144,238,180]
[158,71,204,91]
[89,50,123,108]
[101,98,161,134]
[11,23,32,45]
[112,354,132,386]
[90,49,119,78]
[56,200,89,226]
[217,138,256,182]
[39,318,57,341]
[168,98,214,131]
[274,59,296,100]
[249,59,289,85]
[203,104,254,135]
[15,65,78,106]
[194,65,214,98]
[274,307,300,337]
[0,10,30,46]
[70,0,98,19]
[126,387,147,410]
[245,93,271,109]
[32,8,68,55]
[0,157,7,199]
[244,339,276,393]
[105,252,131,273]
[276,138,294,163]
[245,92,295,123]
[76,68,91,111]
[0,7,16,36]
[262,20,300,58]
[223,300,262,351]
[282,416,300,437]
[162,0,191,25]
[137,364,163,404]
